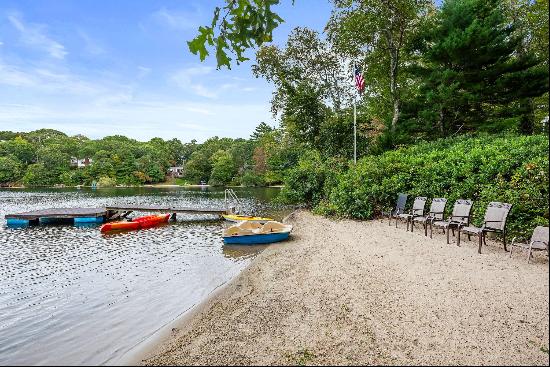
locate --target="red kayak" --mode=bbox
[100,221,140,232]
[100,214,170,233]
[134,214,170,228]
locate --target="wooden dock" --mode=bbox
[105,205,227,215]
[5,205,229,227]
[105,205,228,220]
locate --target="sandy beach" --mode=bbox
[134,210,549,366]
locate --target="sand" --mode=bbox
[135,210,549,366]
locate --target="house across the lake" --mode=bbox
[168,166,184,178]
[70,157,93,168]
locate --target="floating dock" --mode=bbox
[6,208,108,227]
[5,205,229,227]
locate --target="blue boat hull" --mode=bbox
[223,232,290,245]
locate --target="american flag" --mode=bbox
[354,64,365,93]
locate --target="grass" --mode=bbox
[285,348,316,366]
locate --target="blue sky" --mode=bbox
[0,0,332,142]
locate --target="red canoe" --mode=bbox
[100,214,170,233]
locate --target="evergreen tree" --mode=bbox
[409,0,549,135]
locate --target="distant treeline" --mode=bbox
[0,123,304,187]
[0,129,186,186]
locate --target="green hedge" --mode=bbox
[278,151,348,207]
[299,134,548,239]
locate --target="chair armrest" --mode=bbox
[451,215,469,220]
[427,211,443,219]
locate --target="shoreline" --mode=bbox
[114,211,299,366]
[111,278,235,366]
[132,210,549,366]
[0,184,284,189]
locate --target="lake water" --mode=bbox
[0,186,286,365]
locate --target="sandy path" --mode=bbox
[141,211,549,366]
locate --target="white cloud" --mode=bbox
[77,30,105,56]
[152,7,198,30]
[7,12,67,59]
[169,66,259,99]
[184,106,215,116]
[93,92,134,107]
[137,66,151,79]
[0,62,36,87]
[0,60,115,95]
[0,100,272,141]
[170,66,218,98]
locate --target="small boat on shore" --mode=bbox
[222,214,274,223]
[222,221,292,245]
[100,214,170,233]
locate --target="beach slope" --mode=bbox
[141,211,549,366]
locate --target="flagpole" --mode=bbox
[353,92,357,164]
[353,62,357,165]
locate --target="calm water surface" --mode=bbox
[0,186,286,365]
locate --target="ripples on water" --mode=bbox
[0,187,286,365]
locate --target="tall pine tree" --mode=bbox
[409,0,548,136]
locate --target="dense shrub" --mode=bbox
[306,134,548,238]
[278,151,348,207]
[97,176,116,187]
[240,171,266,187]
[0,156,22,184]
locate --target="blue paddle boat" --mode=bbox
[222,221,292,245]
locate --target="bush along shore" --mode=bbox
[279,134,549,240]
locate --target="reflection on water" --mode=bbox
[0,187,287,365]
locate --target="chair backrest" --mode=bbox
[412,197,427,216]
[395,193,408,213]
[483,202,512,231]
[530,226,549,246]
[429,198,447,220]
[451,199,473,225]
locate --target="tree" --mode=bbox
[35,145,71,183]
[505,0,549,133]
[23,163,52,186]
[253,27,353,114]
[137,155,165,183]
[25,129,68,146]
[90,150,116,180]
[209,150,236,185]
[188,0,285,69]
[229,139,254,175]
[279,82,330,148]
[0,156,21,184]
[0,136,35,164]
[184,150,213,183]
[250,122,274,141]
[327,0,432,133]
[410,0,549,135]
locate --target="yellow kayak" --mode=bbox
[222,214,274,223]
